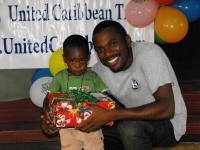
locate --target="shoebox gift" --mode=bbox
[48,90,115,128]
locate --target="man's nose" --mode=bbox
[104,47,113,58]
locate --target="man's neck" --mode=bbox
[122,47,133,71]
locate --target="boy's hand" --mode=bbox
[43,107,52,123]
[41,115,60,135]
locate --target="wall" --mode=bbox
[0,18,200,101]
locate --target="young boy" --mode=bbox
[43,34,107,150]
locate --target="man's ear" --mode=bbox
[87,52,91,61]
[126,35,132,47]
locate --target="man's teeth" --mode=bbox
[108,57,118,63]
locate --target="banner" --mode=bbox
[0,0,154,69]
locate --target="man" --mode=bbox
[41,20,187,150]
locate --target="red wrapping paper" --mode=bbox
[48,92,115,127]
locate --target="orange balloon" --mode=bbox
[155,6,189,43]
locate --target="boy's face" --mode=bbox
[63,48,89,76]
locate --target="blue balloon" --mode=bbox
[169,0,200,22]
[31,68,53,83]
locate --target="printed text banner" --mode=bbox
[0,0,154,69]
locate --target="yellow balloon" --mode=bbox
[155,6,189,43]
[49,48,67,76]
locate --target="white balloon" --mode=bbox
[29,76,53,108]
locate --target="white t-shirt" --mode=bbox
[91,42,187,141]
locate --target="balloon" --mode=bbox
[30,77,53,108]
[31,68,53,83]
[155,6,189,43]
[155,0,176,5]
[125,0,158,28]
[49,48,67,76]
[169,0,200,23]
[154,30,167,44]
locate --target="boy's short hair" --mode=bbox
[63,34,90,55]
[92,20,127,40]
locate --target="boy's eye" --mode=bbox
[69,60,75,63]
[80,60,84,63]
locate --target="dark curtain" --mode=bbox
[158,18,200,63]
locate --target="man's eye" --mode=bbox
[111,42,117,46]
[95,48,103,52]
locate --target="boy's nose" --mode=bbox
[75,62,81,68]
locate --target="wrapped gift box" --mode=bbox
[48,91,115,128]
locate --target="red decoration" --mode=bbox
[155,0,176,5]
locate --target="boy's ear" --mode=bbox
[62,54,65,60]
[62,54,67,63]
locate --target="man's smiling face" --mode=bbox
[93,27,132,72]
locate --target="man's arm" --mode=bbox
[76,83,175,132]
[116,83,175,120]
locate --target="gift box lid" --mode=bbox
[48,90,113,107]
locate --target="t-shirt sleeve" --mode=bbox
[139,44,174,94]
[47,74,61,92]
[93,73,107,92]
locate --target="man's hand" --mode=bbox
[41,115,60,135]
[75,104,112,133]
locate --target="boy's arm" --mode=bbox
[43,94,51,121]
[41,93,60,134]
